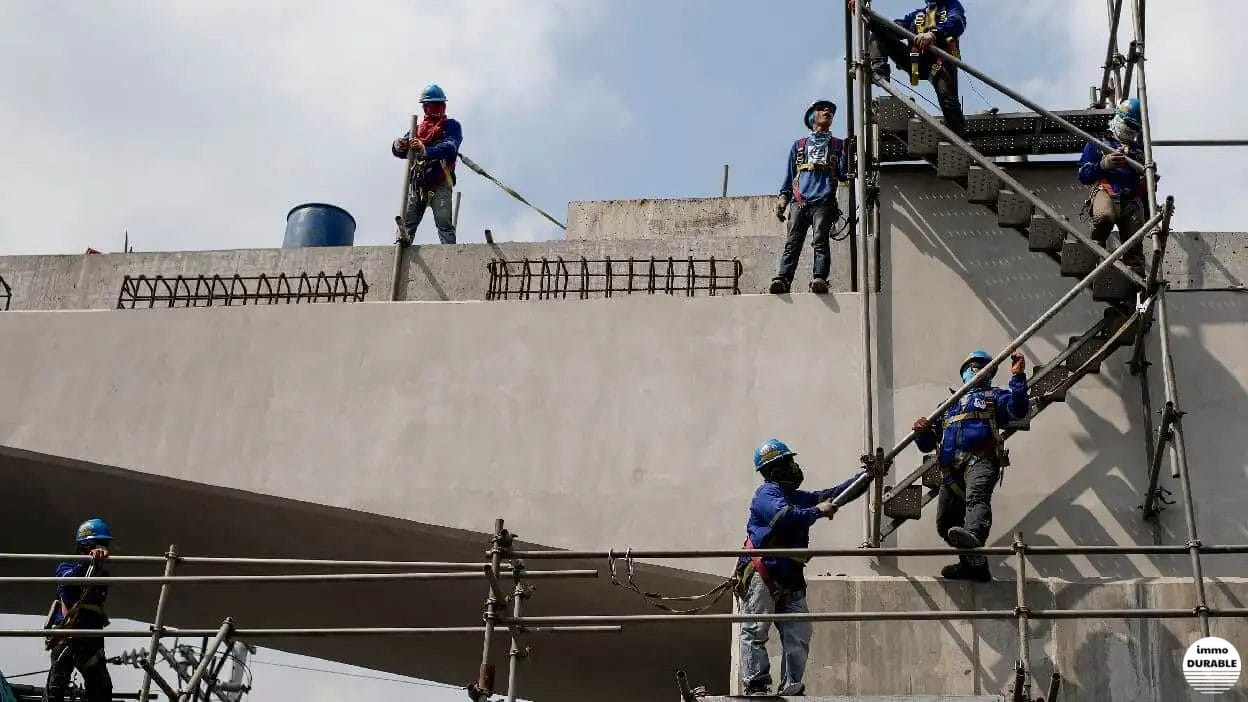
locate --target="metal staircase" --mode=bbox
[864,96,1155,538]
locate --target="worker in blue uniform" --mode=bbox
[736,438,881,695]
[392,83,464,244]
[1078,98,1149,276]
[770,100,849,295]
[44,519,114,702]
[912,350,1028,582]
[855,0,968,136]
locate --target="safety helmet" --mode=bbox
[1115,98,1141,130]
[754,438,796,471]
[804,99,837,130]
[419,84,448,104]
[75,518,113,546]
[958,349,995,382]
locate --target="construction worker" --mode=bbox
[770,100,848,295]
[392,83,463,244]
[912,351,1028,582]
[855,0,967,137]
[736,438,880,695]
[44,519,113,702]
[1078,98,1148,276]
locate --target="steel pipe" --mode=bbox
[1014,534,1031,699]
[509,542,1248,560]
[0,570,595,585]
[0,625,621,638]
[1152,139,1248,147]
[180,619,233,701]
[138,545,178,702]
[390,114,419,300]
[0,553,507,570]
[504,608,1248,627]
[1099,0,1126,106]
[864,6,1145,172]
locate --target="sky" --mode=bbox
[0,0,1244,698]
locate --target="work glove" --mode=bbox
[1010,351,1026,376]
[775,197,789,222]
[1101,151,1127,170]
[912,417,930,433]
[913,31,936,52]
[816,500,838,518]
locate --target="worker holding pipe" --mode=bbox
[1078,98,1149,277]
[392,83,463,244]
[735,439,881,696]
[852,0,968,137]
[44,519,114,702]
[912,350,1029,582]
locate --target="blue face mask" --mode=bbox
[961,367,980,384]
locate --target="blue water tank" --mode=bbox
[283,203,356,248]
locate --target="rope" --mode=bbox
[966,75,997,112]
[457,153,567,231]
[606,549,736,615]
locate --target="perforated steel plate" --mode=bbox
[1027,215,1064,252]
[1091,268,1136,301]
[966,165,1001,203]
[883,485,925,521]
[996,189,1034,228]
[907,118,940,156]
[936,141,970,179]
[1060,239,1099,277]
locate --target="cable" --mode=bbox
[247,659,461,690]
[4,669,50,680]
[898,81,941,111]
[966,75,996,112]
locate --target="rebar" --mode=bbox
[863,6,1145,172]
[138,545,178,702]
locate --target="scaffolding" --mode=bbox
[2,1,1242,700]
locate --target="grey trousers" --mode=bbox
[404,183,456,244]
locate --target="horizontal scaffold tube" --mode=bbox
[0,569,597,585]
[0,553,511,570]
[0,626,622,638]
[507,543,1248,559]
[503,608,1248,626]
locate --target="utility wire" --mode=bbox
[248,659,460,690]
[4,669,49,680]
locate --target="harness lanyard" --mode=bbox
[912,7,960,86]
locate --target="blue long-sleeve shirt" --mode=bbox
[738,471,870,590]
[1078,135,1146,201]
[779,134,848,205]
[916,373,1029,465]
[392,118,463,189]
[898,1,967,40]
[52,561,108,628]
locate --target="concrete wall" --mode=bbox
[567,195,786,241]
[0,235,853,310]
[729,576,1248,701]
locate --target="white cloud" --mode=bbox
[0,0,623,253]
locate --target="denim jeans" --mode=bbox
[936,452,1001,567]
[776,198,838,283]
[738,573,810,694]
[404,183,456,244]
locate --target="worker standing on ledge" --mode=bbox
[44,519,114,702]
[736,438,880,696]
[392,83,463,244]
[853,0,968,137]
[1078,98,1149,278]
[770,100,849,295]
[912,350,1029,582]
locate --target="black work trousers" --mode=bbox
[867,19,966,137]
[776,198,838,283]
[935,453,1000,567]
[45,637,112,702]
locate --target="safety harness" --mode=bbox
[734,504,811,602]
[938,390,1006,498]
[790,135,842,206]
[910,6,961,86]
[43,563,109,660]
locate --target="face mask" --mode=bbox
[1109,116,1138,144]
[772,461,805,490]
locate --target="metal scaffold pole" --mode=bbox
[390,113,419,301]
[844,0,859,294]
[138,544,179,702]
[1013,533,1031,701]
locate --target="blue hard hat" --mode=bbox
[753,438,796,471]
[804,100,837,130]
[959,349,995,377]
[419,84,448,104]
[1116,98,1141,130]
[75,518,113,545]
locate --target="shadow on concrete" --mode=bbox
[0,445,728,702]
[402,245,449,301]
[877,165,1248,581]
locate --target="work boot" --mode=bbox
[769,277,790,294]
[743,683,771,696]
[809,278,829,294]
[778,681,806,695]
[940,560,992,582]
[946,526,991,573]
